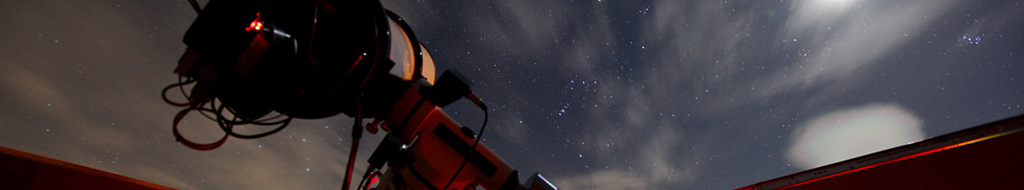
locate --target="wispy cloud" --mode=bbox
[758,0,957,99]
[538,0,959,188]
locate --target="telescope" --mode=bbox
[162,0,557,189]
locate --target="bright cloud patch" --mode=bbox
[786,104,924,169]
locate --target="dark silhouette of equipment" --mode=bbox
[162,0,556,189]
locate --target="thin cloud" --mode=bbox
[759,0,957,97]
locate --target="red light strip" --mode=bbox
[347,55,363,74]
[777,129,1023,189]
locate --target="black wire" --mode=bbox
[172,106,230,150]
[195,100,219,121]
[442,104,488,190]
[172,96,292,150]
[218,105,290,126]
[225,118,292,139]
[178,76,194,100]
[166,75,293,149]
[187,0,201,13]
[161,76,196,107]
[210,102,293,139]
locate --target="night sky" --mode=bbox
[2,0,1023,189]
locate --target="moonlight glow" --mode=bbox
[787,0,858,31]
[786,104,925,170]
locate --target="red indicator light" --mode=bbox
[365,174,378,189]
[246,13,263,31]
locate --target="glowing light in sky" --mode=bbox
[801,0,856,15]
[813,0,856,8]
[786,104,924,169]
[786,0,858,31]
